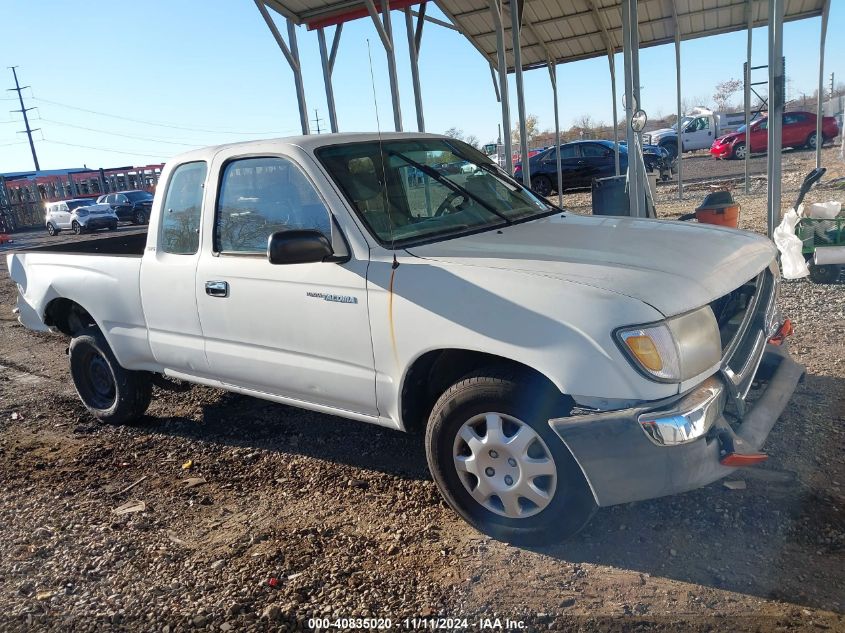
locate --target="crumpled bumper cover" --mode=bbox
[549,345,804,507]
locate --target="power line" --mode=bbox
[31,96,296,136]
[7,67,40,170]
[312,109,324,134]
[43,138,165,160]
[38,118,201,148]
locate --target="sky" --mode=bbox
[0,0,842,173]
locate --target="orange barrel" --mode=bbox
[694,191,740,228]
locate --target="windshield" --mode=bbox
[670,116,693,131]
[317,138,554,246]
[126,191,153,202]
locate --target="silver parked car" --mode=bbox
[45,199,119,235]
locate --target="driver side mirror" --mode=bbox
[268,229,334,265]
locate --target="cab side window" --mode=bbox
[159,161,207,255]
[215,156,332,254]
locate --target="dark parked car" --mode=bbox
[96,190,154,224]
[514,140,672,197]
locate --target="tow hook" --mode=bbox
[716,428,768,467]
[768,319,794,346]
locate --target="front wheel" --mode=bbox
[72,221,83,235]
[46,222,58,236]
[530,175,553,198]
[805,132,818,150]
[69,327,152,424]
[732,142,747,160]
[660,141,678,159]
[425,366,596,545]
[132,209,147,225]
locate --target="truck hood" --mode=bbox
[646,127,675,140]
[406,214,775,317]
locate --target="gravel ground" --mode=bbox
[0,148,843,632]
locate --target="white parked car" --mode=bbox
[45,199,118,235]
[7,133,803,544]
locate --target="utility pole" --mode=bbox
[7,67,40,171]
[830,72,834,98]
[312,109,324,134]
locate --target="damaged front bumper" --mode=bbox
[549,344,804,507]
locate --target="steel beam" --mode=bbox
[510,0,530,185]
[318,28,339,132]
[490,0,513,174]
[622,0,644,217]
[255,0,310,134]
[610,56,619,176]
[490,64,501,102]
[744,0,753,193]
[672,0,682,199]
[767,0,784,238]
[548,60,563,206]
[405,8,425,132]
[364,0,403,131]
[815,0,830,168]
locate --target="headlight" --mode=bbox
[616,307,721,383]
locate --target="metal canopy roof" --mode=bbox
[268,0,825,72]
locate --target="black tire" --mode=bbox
[531,175,553,198]
[805,132,818,150]
[72,221,83,235]
[732,141,747,160]
[46,222,58,236]
[69,327,152,424]
[808,263,841,284]
[132,209,146,225]
[660,141,678,159]
[108,223,118,231]
[425,366,596,545]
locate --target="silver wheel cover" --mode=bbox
[453,412,557,519]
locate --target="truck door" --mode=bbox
[195,154,377,417]
[139,160,213,378]
[683,116,714,150]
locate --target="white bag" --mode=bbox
[773,208,809,279]
[804,201,842,219]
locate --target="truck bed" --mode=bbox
[13,230,147,256]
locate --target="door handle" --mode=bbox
[205,281,229,298]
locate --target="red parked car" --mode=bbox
[710,111,839,160]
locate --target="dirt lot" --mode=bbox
[0,147,843,632]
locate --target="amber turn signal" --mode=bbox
[624,335,663,372]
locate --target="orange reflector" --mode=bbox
[720,452,768,467]
[624,335,663,371]
[768,319,793,346]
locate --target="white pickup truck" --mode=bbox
[6,133,803,544]
[645,107,755,157]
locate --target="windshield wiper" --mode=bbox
[387,150,512,225]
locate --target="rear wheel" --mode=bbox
[808,263,841,284]
[732,142,747,160]
[46,222,58,236]
[69,327,152,424]
[72,221,83,235]
[425,366,596,545]
[805,132,818,150]
[530,175,553,198]
[108,223,118,231]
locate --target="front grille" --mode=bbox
[712,267,778,418]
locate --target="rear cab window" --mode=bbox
[159,161,208,255]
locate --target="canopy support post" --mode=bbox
[317,26,342,133]
[609,55,620,176]
[489,0,513,174]
[767,0,785,238]
[364,0,403,131]
[815,0,831,168]
[510,0,530,186]
[548,60,562,206]
[672,0,683,200]
[744,0,753,193]
[405,5,425,132]
[622,0,645,217]
[254,0,310,134]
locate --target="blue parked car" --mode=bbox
[514,140,673,197]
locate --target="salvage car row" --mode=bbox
[44,190,154,235]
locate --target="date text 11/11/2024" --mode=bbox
[306,617,527,630]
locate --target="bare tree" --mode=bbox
[713,78,743,111]
[443,127,480,149]
[511,114,541,147]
